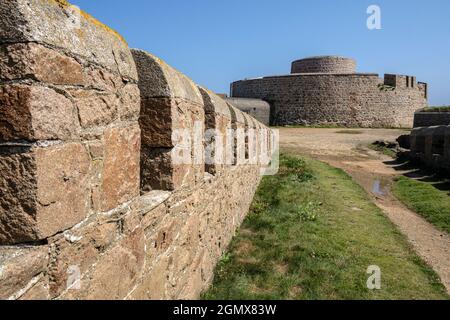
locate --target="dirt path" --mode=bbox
[279,128,450,294]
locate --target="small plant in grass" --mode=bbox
[279,156,315,182]
[295,201,321,221]
[368,141,397,158]
[335,130,364,135]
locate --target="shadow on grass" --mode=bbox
[383,158,450,195]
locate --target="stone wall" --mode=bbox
[231,72,427,128]
[414,111,450,128]
[409,126,450,174]
[0,0,274,300]
[225,97,270,125]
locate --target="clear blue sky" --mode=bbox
[71,0,450,106]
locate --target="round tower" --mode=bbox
[291,56,356,74]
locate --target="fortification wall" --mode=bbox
[0,0,274,300]
[231,73,427,128]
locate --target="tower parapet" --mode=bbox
[291,56,357,74]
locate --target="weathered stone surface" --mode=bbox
[0,146,38,243]
[0,0,138,81]
[0,143,90,244]
[177,249,208,299]
[19,276,50,301]
[132,49,205,192]
[35,143,91,237]
[139,98,173,148]
[138,97,204,191]
[291,56,357,74]
[0,246,49,299]
[101,125,140,211]
[48,219,119,297]
[131,49,202,102]
[134,190,170,216]
[60,228,145,300]
[141,147,193,192]
[128,255,170,300]
[0,85,79,142]
[83,66,123,92]
[200,87,234,173]
[0,43,84,85]
[132,49,204,148]
[87,141,104,160]
[18,278,50,300]
[119,83,141,121]
[69,89,118,129]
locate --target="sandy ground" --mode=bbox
[279,127,450,294]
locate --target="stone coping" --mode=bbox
[237,73,379,81]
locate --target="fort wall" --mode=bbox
[231,56,428,128]
[231,72,427,128]
[0,0,274,300]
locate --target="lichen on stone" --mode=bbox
[45,0,128,44]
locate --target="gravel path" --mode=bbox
[279,128,450,294]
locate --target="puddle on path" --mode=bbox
[372,179,385,196]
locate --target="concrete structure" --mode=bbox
[414,109,450,128]
[231,56,428,128]
[225,97,270,125]
[0,0,275,300]
[409,126,450,174]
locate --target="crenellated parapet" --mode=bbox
[0,0,276,300]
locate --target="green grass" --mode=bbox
[271,125,412,130]
[393,176,450,234]
[203,154,448,300]
[271,124,343,129]
[335,130,364,135]
[368,142,397,158]
[421,106,450,112]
